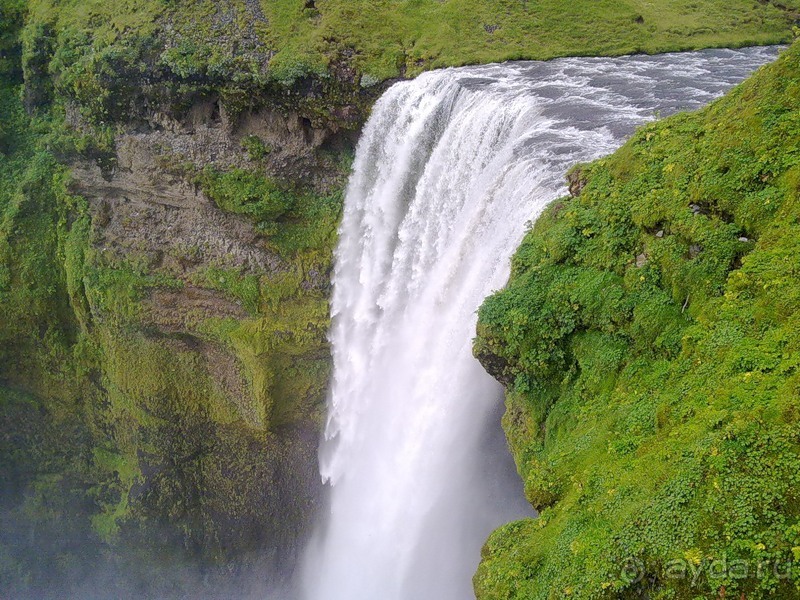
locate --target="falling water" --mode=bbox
[301,46,781,600]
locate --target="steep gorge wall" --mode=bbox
[0,3,381,595]
[474,43,800,599]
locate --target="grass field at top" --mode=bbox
[263,0,800,79]
[19,0,800,86]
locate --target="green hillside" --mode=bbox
[17,0,800,93]
[1,0,800,595]
[475,41,800,599]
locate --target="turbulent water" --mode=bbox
[300,46,781,600]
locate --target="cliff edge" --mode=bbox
[475,42,800,599]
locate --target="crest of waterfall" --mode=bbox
[300,46,781,600]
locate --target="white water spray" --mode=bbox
[301,47,780,600]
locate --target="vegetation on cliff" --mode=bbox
[20,0,800,99]
[0,82,346,595]
[2,0,800,596]
[1,0,346,594]
[475,42,800,599]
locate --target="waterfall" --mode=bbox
[300,46,780,600]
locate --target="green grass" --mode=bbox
[263,0,800,80]
[14,0,800,119]
[474,42,800,599]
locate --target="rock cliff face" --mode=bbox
[81,103,323,576]
[0,7,381,594]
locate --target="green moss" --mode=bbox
[198,167,294,223]
[90,446,139,540]
[0,30,331,589]
[193,266,262,315]
[198,262,333,429]
[241,134,272,161]
[475,42,800,599]
[187,162,341,429]
[0,0,25,80]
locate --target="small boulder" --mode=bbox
[567,168,587,197]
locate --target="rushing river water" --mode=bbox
[300,46,782,600]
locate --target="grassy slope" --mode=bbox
[265,0,800,79]
[2,0,800,594]
[475,42,800,599]
[22,0,800,88]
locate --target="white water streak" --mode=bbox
[301,47,781,600]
